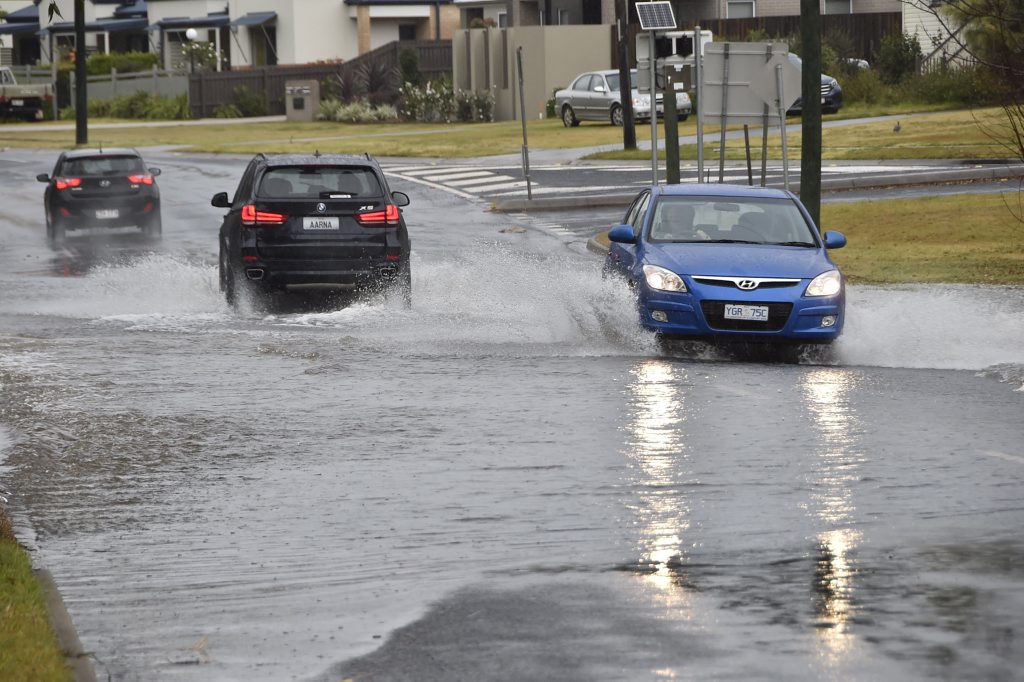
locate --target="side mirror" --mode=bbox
[607,224,637,244]
[211,192,230,208]
[593,85,607,93]
[149,167,162,177]
[391,191,410,207]
[36,173,50,183]
[823,231,847,249]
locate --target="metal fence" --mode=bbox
[187,40,453,118]
[81,66,188,100]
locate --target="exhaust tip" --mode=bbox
[246,268,264,281]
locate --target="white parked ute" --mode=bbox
[0,67,54,121]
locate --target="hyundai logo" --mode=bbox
[99,179,111,188]
[316,202,326,213]
[737,279,758,290]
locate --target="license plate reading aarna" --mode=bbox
[303,216,339,230]
[724,304,769,321]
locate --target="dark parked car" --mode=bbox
[214,153,411,309]
[785,53,843,115]
[36,148,162,246]
[604,183,847,346]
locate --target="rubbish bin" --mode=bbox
[285,79,320,122]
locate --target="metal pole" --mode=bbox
[74,0,87,145]
[775,63,789,191]
[516,46,532,200]
[695,26,704,183]
[649,31,658,186]
[760,44,771,186]
[718,42,730,183]
[743,124,752,185]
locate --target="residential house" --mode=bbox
[454,0,614,27]
[0,0,459,68]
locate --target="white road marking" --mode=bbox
[980,450,1024,465]
[462,180,530,193]
[447,175,519,187]
[419,170,493,182]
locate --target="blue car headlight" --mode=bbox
[643,264,687,292]
[805,270,842,297]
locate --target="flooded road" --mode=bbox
[1,149,1023,681]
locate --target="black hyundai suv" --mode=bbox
[214,153,411,309]
[36,148,162,246]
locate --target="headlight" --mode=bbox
[805,270,842,297]
[633,95,650,108]
[643,264,686,292]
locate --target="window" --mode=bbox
[557,9,570,25]
[824,0,851,13]
[497,12,508,28]
[727,1,755,18]
[398,24,416,41]
[258,167,383,199]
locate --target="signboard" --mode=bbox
[700,42,799,124]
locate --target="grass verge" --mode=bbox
[0,509,70,681]
[0,106,1014,161]
[824,190,1024,284]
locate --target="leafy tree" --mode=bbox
[904,0,1024,221]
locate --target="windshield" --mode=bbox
[60,155,144,176]
[648,196,818,245]
[607,71,666,92]
[258,166,383,199]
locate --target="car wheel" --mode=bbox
[678,113,689,122]
[610,104,624,127]
[49,218,66,248]
[561,105,579,128]
[220,245,241,307]
[143,214,162,241]
[399,262,412,309]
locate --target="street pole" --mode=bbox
[800,0,822,227]
[649,31,658,185]
[74,0,86,145]
[615,0,636,150]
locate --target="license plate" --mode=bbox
[95,209,119,219]
[821,97,826,104]
[12,99,24,106]
[723,304,769,321]
[302,216,339,230]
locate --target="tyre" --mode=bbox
[399,262,412,309]
[610,104,623,127]
[49,218,66,248]
[143,214,162,241]
[561,105,579,128]
[220,244,239,307]
[678,113,689,122]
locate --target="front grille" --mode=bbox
[693,276,801,291]
[700,300,792,331]
[820,83,832,96]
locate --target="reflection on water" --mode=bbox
[801,368,865,660]
[624,360,691,601]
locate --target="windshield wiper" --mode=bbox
[705,239,759,244]
[771,241,816,247]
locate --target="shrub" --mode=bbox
[233,85,267,117]
[876,32,923,85]
[318,98,397,123]
[214,103,243,118]
[60,92,192,120]
[86,50,159,76]
[399,48,422,87]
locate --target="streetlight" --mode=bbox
[185,27,198,74]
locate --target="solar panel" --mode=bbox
[636,1,677,31]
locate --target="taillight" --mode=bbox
[356,204,401,227]
[241,204,287,226]
[128,174,154,185]
[55,177,81,190]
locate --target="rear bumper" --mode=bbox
[242,259,403,292]
[54,195,159,230]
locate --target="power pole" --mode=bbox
[74,0,87,145]
[615,0,636,150]
[799,0,821,227]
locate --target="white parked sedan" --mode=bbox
[555,69,692,127]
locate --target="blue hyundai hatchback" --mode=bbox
[604,184,847,344]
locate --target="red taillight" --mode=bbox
[55,177,81,190]
[128,174,154,185]
[241,204,287,226]
[356,204,401,227]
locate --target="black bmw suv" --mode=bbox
[214,153,411,308]
[36,148,162,246]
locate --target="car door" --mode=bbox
[607,190,650,278]
[571,74,595,119]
